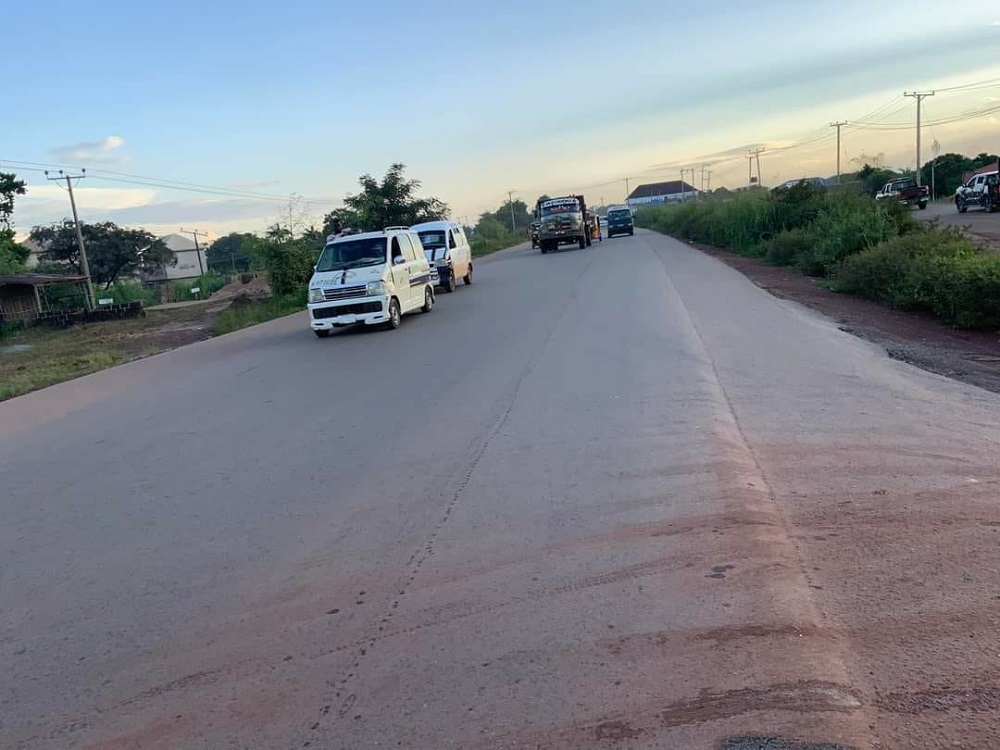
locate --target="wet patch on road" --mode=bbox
[659,681,862,728]
[721,736,855,750]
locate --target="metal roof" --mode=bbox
[627,181,697,199]
[0,273,87,287]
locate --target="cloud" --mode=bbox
[48,136,130,165]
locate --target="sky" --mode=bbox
[5,0,1000,239]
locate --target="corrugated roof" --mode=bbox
[627,180,696,199]
[0,273,87,287]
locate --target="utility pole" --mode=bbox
[904,91,935,185]
[706,170,713,192]
[931,139,941,201]
[753,148,764,188]
[747,156,754,188]
[45,169,94,310]
[830,121,847,184]
[507,191,516,232]
[624,177,630,203]
[679,169,686,202]
[181,228,209,276]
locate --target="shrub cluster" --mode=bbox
[637,184,1000,329]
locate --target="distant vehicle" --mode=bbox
[875,177,929,210]
[956,171,999,214]
[307,228,435,336]
[606,205,634,238]
[411,221,473,293]
[535,195,590,253]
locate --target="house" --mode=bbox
[144,234,208,282]
[962,161,1000,185]
[626,180,699,207]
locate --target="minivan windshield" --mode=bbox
[417,231,447,250]
[315,237,387,272]
[608,210,631,221]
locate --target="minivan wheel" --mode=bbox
[387,298,401,329]
[958,199,967,214]
[578,236,586,250]
[422,287,434,313]
[443,273,456,293]
[463,265,473,285]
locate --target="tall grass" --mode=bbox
[638,184,1000,330]
[171,273,228,302]
[212,294,304,335]
[471,231,525,257]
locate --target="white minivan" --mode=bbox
[307,228,436,337]
[411,221,473,293]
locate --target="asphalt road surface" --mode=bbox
[923,200,1000,246]
[4,232,1000,749]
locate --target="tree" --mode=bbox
[321,207,362,237]
[207,232,254,274]
[337,163,449,231]
[919,152,1000,199]
[30,221,175,288]
[855,163,899,197]
[489,199,533,233]
[0,172,28,274]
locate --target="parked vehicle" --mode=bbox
[606,205,634,237]
[874,177,929,209]
[307,228,435,337]
[411,221,473,293]
[588,215,602,242]
[535,195,590,253]
[956,171,1000,213]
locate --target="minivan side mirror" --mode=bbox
[393,256,406,265]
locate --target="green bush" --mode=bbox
[106,281,159,306]
[172,273,228,301]
[471,231,523,257]
[798,193,901,276]
[836,226,1000,328]
[763,228,818,266]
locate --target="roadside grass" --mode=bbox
[0,307,212,402]
[212,294,304,335]
[471,232,525,257]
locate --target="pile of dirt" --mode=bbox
[210,274,271,301]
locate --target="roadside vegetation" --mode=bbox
[637,181,1000,329]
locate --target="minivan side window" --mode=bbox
[391,236,403,262]
[399,233,419,261]
[454,226,466,246]
[449,230,457,249]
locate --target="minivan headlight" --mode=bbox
[308,287,324,303]
[366,281,386,296]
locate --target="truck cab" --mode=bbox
[535,195,590,253]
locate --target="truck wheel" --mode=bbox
[540,242,549,254]
[918,202,927,210]
[958,200,967,214]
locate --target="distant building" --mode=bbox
[626,180,699,207]
[144,234,207,282]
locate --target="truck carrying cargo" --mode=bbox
[534,195,590,253]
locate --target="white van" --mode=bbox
[411,221,473,293]
[307,228,436,337]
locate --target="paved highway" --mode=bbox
[4,232,1000,749]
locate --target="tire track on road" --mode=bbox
[299,246,602,746]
